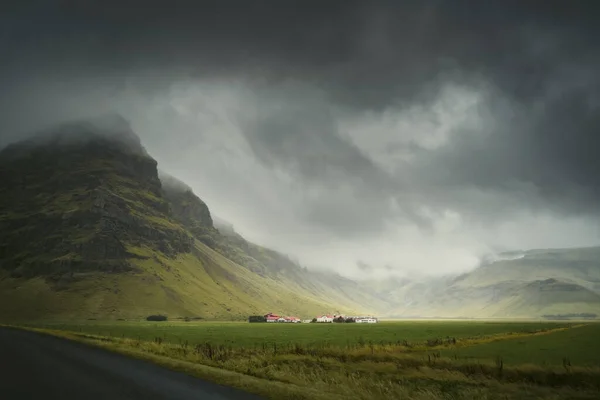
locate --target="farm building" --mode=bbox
[262,313,301,323]
[355,317,378,323]
[316,315,334,323]
[265,313,279,322]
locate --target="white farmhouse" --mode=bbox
[316,315,334,323]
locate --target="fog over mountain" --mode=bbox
[1,1,599,278]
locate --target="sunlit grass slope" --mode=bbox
[0,239,374,321]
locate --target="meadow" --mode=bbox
[22,320,575,349]
[15,320,600,400]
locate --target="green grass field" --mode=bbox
[23,320,576,349]
[453,323,600,366]
[14,320,600,400]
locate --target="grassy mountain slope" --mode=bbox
[0,241,363,320]
[0,117,378,321]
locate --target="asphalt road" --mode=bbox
[0,327,264,400]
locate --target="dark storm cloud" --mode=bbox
[1,0,599,274]
[412,75,600,219]
[237,84,398,234]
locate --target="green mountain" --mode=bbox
[379,247,600,319]
[0,116,380,321]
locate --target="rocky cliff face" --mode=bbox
[159,171,218,247]
[0,117,193,281]
[159,171,214,228]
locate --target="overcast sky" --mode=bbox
[1,1,599,278]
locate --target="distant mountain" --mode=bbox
[0,116,382,321]
[380,247,600,319]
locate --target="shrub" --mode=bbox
[146,314,167,321]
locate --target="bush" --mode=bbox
[146,314,167,321]
[248,315,267,323]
